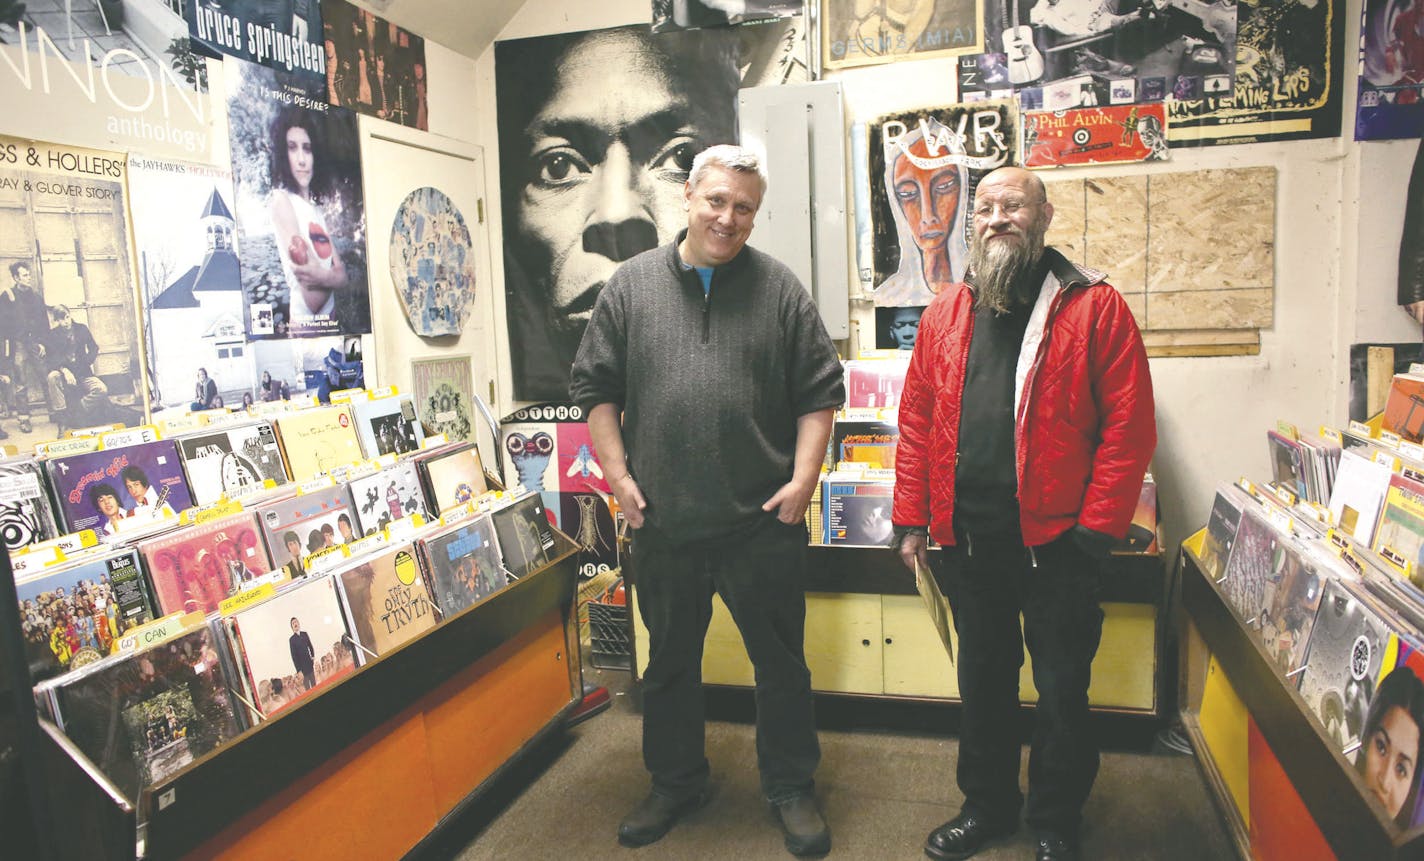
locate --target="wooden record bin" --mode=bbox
[1,527,583,861]
[1178,536,1424,861]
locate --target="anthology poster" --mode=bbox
[867,102,1018,308]
[127,156,253,413]
[0,137,147,446]
[321,0,429,130]
[186,0,327,98]
[226,58,370,340]
[1167,0,1344,146]
[496,21,806,402]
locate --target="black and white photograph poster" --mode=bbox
[823,0,980,71]
[0,136,147,444]
[226,57,371,340]
[496,22,803,401]
[651,0,803,32]
[186,0,327,99]
[321,0,430,130]
[127,155,253,413]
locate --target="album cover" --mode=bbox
[273,405,364,481]
[823,479,895,546]
[46,623,242,800]
[844,358,910,409]
[1267,431,1308,500]
[333,542,436,657]
[1328,450,1392,548]
[491,493,557,581]
[1385,373,1424,443]
[1198,485,1249,580]
[254,484,358,577]
[830,419,899,469]
[411,356,475,443]
[1113,476,1159,554]
[1257,541,1326,676]
[1299,579,1392,759]
[228,575,357,717]
[1375,472,1424,580]
[176,421,290,506]
[47,441,195,536]
[347,461,429,536]
[417,514,508,618]
[350,395,425,458]
[559,491,617,579]
[1219,508,1280,631]
[138,512,273,617]
[0,457,60,552]
[15,549,153,682]
[414,442,488,515]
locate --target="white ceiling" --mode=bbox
[355,0,528,59]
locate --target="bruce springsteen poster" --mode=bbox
[186,0,327,99]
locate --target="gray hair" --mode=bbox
[688,145,768,196]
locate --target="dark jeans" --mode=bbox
[630,516,819,804]
[930,527,1105,839]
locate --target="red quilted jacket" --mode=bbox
[891,250,1156,547]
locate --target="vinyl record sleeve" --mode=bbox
[1199,485,1249,580]
[333,543,436,657]
[1257,540,1326,677]
[415,442,488,514]
[229,575,357,717]
[138,512,273,616]
[348,461,429,536]
[47,440,195,535]
[272,406,364,481]
[417,514,506,619]
[1328,450,1392,548]
[176,421,290,506]
[490,493,557,581]
[15,548,153,682]
[254,484,358,577]
[823,480,895,546]
[350,396,425,458]
[0,457,60,552]
[1298,578,1392,759]
[1219,507,1281,631]
[47,623,242,801]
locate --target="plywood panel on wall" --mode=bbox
[1043,167,1276,335]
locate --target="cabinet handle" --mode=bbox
[861,639,870,647]
[885,638,893,645]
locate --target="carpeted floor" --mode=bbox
[432,663,1236,861]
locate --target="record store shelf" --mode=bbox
[1180,545,1424,861]
[4,529,583,861]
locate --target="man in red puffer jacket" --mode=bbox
[892,166,1155,861]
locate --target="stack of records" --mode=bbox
[138,512,274,616]
[254,484,359,578]
[272,406,364,482]
[1327,450,1392,548]
[15,547,154,681]
[0,457,59,552]
[333,541,437,658]
[491,493,557,580]
[417,513,507,618]
[1266,428,1339,505]
[47,440,195,536]
[1373,471,1424,584]
[350,395,426,458]
[223,575,357,720]
[175,420,289,506]
[347,460,429,536]
[413,442,488,515]
[38,622,244,801]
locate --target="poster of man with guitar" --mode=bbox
[959,0,1237,108]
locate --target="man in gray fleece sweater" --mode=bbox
[571,145,844,856]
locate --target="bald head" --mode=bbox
[969,165,1053,314]
[976,166,1048,208]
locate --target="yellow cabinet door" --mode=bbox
[881,594,957,698]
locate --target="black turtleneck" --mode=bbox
[954,258,1049,536]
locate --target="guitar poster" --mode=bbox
[866,101,1019,308]
[1357,0,1424,141]
[957,0,1238,111]
[1168,0,1344,146]
[823,0,981,70]
[1021,104,1170,167]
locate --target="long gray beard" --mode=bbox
[969,228,1046,315]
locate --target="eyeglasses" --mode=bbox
[973,198,1042,219]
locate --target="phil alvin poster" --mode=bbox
[0,137,148,446]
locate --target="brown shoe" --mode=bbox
[617,789,709,847]
[773,795,830,856]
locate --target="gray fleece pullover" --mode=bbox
[569,232,845,544]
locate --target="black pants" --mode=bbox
[630,516,819,804]
[931,527,1105,839]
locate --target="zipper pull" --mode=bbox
[1028,546,1039,568]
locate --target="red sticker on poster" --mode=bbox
[1021,105,1170,169]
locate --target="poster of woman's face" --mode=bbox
[494,21,804,401]
[225,58,371,340]
[868,102,1017,308]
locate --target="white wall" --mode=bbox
[470,0,1413,552]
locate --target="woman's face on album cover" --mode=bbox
[286,126,315,196]
[1364,704,1420,817]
